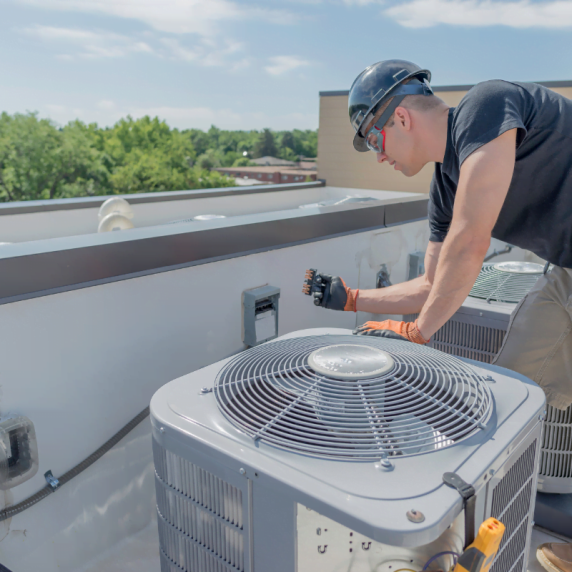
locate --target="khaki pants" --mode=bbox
[494,266,572,410]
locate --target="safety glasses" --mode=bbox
[364,125,386,154]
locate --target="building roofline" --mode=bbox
[319,79,572,97]
[0,181,322,216]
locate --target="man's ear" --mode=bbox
[394,107,412,131]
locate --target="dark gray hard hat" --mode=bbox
[349,60,432,152]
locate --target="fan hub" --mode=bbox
[308,344,395,380]
[493,261,544,274]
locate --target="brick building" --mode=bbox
[215,162,317,185]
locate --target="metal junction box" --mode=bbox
[242,285,280,347]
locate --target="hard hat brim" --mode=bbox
[353,133,370,153]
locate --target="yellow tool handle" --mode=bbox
[454,518,505,572]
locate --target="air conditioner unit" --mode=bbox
[406,261,572,494]
[150,328,544,572]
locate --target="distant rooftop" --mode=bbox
[217,166,315,176]
[251,156,297,167]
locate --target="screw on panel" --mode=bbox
[375,454,394,472]
[406,509,425,523]
[199,387,213,395]
[239,468,246,475]
[160,427,165,433]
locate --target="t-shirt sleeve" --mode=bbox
[453,80,527,166]
[428,165,455,243]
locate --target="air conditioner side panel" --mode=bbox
[251,480,296,572]
[484,421,542,572]
[153,432,254,572]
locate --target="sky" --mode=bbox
[1,0,571,131]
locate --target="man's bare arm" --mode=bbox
[417,129,517,339]
[357,241,443,315]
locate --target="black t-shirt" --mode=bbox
[429,80,572,267]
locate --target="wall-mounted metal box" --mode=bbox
[0,415,39,489]
[242,285,280,347]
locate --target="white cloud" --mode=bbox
[231,58,252,72]
[14,0,297,36]
[161,37,243,67]
[385,0,572,28]
[265,55,311,76]
[45,104,84,119]
[97,100,116,110]
[45,104,67,114]
[22,24,248,67]
[23,25,153,59]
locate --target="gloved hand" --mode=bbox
[353,319,429,344]
[303,273,358,311]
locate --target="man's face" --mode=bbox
[365,108,425,177]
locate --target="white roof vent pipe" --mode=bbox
[97,197,135,233]
[98,213,134,233]
[98,197,134,221]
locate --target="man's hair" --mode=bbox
[367,81,444,131]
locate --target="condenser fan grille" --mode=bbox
[215,336,492,460]
[469,262,543,303]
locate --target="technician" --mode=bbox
[311,61,572,436]
[308,59,572,567]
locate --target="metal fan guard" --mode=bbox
[470,262,543,304]
[214,335,492,460]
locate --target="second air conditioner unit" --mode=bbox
[406,261,572,494]
[151,328,544,572]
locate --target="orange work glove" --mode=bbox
[353,319,429,344]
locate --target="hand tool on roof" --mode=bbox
[302,269,357,311]
[453,517,505,572]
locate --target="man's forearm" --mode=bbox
[417,232,488,339]
[356,276,432,315]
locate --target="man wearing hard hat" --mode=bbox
[307,60,572,571]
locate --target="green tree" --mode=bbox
[232,157,254,167]
[195,148,222,170]
[281,131,295,151]
[0,113,108,201]
[0,112,316,202]
[253,128,278,158]
[101,116,199,194]
[187,129,210,156]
